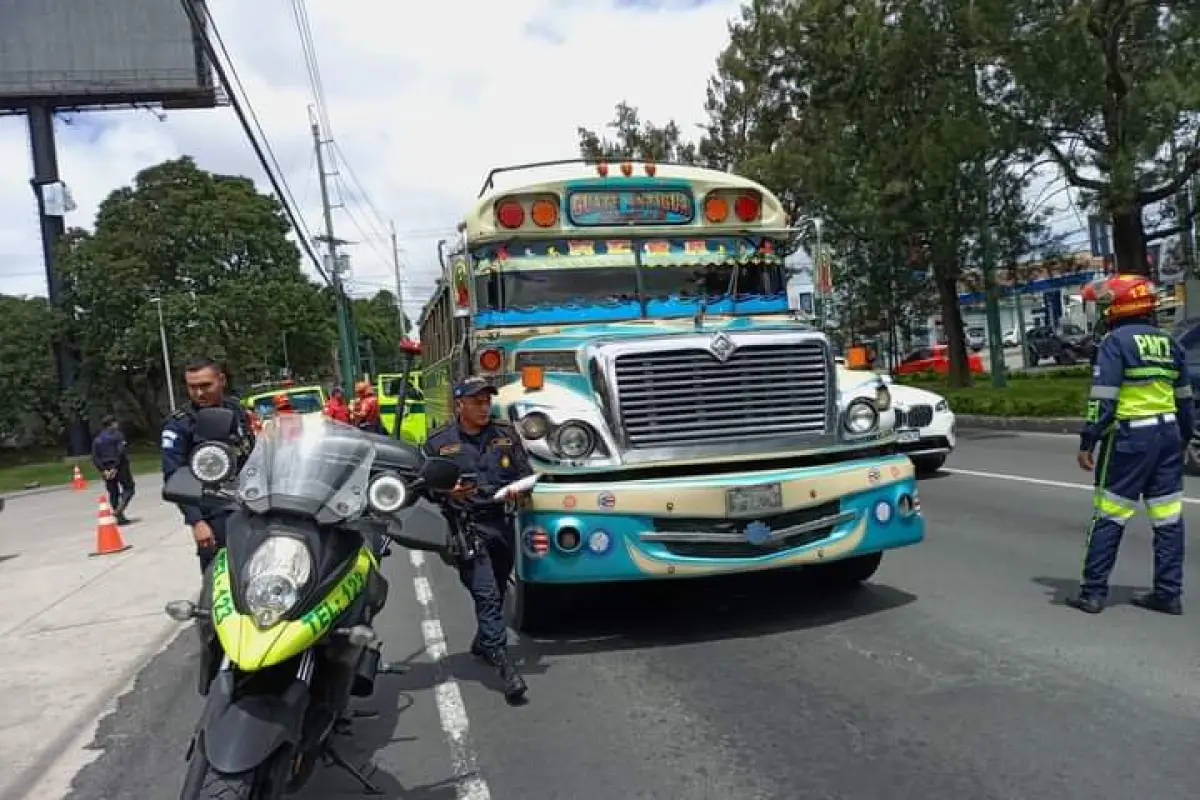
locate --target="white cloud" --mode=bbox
[0,0,744,323]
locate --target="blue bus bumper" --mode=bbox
[515,455,925,584]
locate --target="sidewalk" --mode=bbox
[0,477,198,800]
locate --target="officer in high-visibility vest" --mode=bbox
[1071,274,1194,615]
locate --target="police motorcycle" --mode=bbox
[161,409,460,799]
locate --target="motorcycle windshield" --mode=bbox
[236,414,376,521]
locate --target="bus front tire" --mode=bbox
[815,552,883,588]
[508,577,560,635]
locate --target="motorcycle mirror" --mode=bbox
[421,456,461,491]
[195,407,236,441]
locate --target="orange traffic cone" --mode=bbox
[71,465,87,491]
[90,495,132,557]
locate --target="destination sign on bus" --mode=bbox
[567,189,694,226]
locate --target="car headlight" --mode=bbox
[189,443,234,484]
[935,399,948,412]
[519,411,551,440]
[874,384,891,411]
[844,400,879,435]
[243,537,313,629]
[551,421,596,459]
[367,473,409,513]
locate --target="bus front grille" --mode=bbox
[611,341,831,450]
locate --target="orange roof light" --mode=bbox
[644,162,657,177]
[521,365,545,391]
[478,347,503,372]
[703,195,729,223]
[620,162,633,177]
[596,161,609,177]
[531,198,558,227]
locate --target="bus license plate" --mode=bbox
[898,430,920,443]
[727,483,782,516]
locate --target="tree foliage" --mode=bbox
[577,101,704,164]
[0,296,62,444]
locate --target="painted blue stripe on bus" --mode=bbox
[475,295,789,327]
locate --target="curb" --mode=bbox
[957,414,1082,435]
[0,468,159,501]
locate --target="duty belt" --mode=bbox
[1127,412,1176,428]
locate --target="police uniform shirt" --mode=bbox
[423,419,533,528]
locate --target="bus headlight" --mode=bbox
[551,421,596,459]
[844,400,879,435]
[519,412,552,440]
[243,537,313,629]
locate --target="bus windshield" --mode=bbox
[475,262,787,316]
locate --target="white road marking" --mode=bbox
[944,467,1200,506]
[408,549,491,800]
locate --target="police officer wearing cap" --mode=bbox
[161,357,255,574]
[423,376,534,702]
[1071,274,1194,615]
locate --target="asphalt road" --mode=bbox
[60,430,1200,800]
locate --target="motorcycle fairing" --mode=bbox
[211,546,379,670]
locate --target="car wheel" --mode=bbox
[1026,346,1038,366]
[508,576,561,635]
[913,454,946,476]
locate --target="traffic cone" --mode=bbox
[90,495,132,557]
[71,465,87,491]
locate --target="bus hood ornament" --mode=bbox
[709,331,736,362]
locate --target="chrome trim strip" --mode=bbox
[641,509,857,545]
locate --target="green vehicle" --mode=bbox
[376,370,426,444]
[242,382,326,420]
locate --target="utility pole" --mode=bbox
[391,221,407,336]
[311,107,357,394]
[967,0,1006,387]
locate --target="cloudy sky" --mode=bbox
[0,0,1093,321]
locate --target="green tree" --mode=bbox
[577,101,703,164]
[0,295,63,444]
[56,157,336,432]
[351,290,412,375]
[983,0,1200,274]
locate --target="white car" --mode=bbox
[837,364,956,475]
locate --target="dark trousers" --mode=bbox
[1083,420,1185,600]
[458,529,515,650]
[104,460,136,516]
[196,514,230,574]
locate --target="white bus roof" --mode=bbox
[461,160,789,244]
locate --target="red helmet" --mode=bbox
[1081,274,1156,320]
[273,393,293,410]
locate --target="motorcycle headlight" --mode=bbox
[368,473,409,513]
[189,443,234,484]
[551,421,595,459]
[844,399,879,435]
[244,537,313,629]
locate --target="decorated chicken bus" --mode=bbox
[417,159,924,631]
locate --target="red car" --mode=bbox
[895,345,985,376]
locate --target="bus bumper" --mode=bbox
[516,455,925,584]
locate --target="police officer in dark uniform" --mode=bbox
[423,376,534,702]
[161,357,255,574]
[92,414,135,524]
[1071,274,1193,615]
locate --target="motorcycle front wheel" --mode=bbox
[180,737,292,800]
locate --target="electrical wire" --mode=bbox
[179,0,332,287]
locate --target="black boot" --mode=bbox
[1066,594,1105,614]
[471,635,486,659]
[484,647,527,703]
[1130,591,1182,615]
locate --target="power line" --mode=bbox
[180,0,332,287]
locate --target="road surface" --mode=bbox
[51,431,1200,800]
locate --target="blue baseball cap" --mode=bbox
[453,376,499,400]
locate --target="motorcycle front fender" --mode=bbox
[198,670,310,775]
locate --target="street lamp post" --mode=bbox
[151,298,176,412]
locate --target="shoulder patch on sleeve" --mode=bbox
[437,443,461,455]
[160,429,179,449]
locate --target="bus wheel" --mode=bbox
[815,552,882,589]
[509,577,560,635]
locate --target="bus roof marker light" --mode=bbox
[644,162,657,177]
[596,161,609,177]
[531,198,558,227]
[704,195,728,223]
[620,162,633,177]
[734,193,761,222]
[496,200,524,229]
[521,365,545,391]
